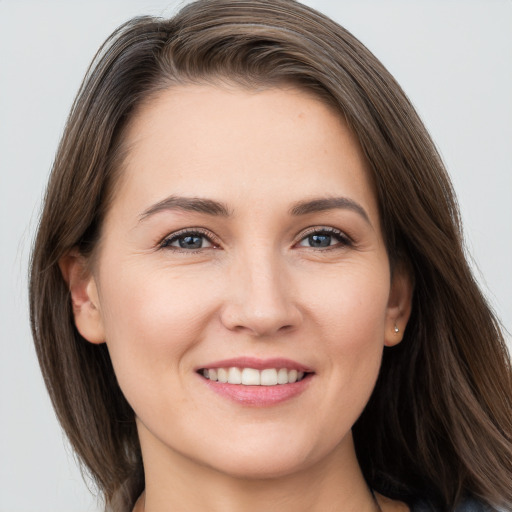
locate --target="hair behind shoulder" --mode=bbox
[29,1,512,510]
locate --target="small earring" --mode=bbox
[394,324,400,334]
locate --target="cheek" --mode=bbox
[96,262,221,385]
[307,262,390,338]
[310,264,390,403]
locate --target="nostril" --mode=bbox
[220,305,302,337]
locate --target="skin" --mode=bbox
[62,84,412,512]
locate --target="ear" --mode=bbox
[59,249,105,344]
[384,261,414,347]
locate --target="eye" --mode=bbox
[297,228,352,249]
[160,229,217,251]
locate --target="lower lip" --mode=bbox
[200,374,313,406]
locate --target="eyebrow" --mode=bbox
[289,197,371,225]
[139,195,231,221]
[139,195,371,225]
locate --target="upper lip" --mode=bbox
[196,357,313,373]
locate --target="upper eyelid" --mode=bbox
[296,226,352,241]
[298,226,342,235]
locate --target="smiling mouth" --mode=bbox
[198,367,311,386]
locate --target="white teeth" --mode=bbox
[241,368,260,385]
[277,368,288,384]
[202,367,308,386]
[261,368,278,386]
[228,367,242,384]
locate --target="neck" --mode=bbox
[136,427,381,512]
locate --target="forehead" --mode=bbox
[113,83,378,221]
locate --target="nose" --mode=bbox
[220,249,302,337]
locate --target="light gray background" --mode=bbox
[1,1,511,511]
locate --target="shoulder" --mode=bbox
[410,497,498,512]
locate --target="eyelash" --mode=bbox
[159,228,220,253]
[296,226,353,250]
[159,226,353,253]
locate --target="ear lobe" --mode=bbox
[59,250,105,344]
[384,262,414,347]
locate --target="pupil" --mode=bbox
[179,235,203,249]
[309,234,331,247]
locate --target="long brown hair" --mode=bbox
[29,1,512,511]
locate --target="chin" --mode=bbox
[191,431,341,482]
[204,453,312,481]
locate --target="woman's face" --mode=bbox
[70,84,411,480]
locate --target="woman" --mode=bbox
[29,1,512,511]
